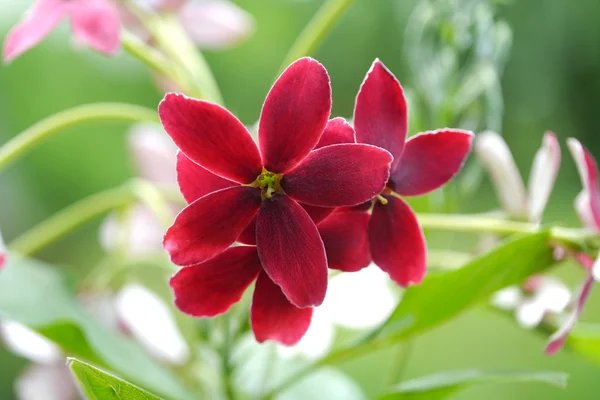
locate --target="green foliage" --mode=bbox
[382,232,556,340]
[565,323,600,365]
[378,370,568,400]
[0,255,195,400]
[69,358,164,400]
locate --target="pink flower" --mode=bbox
[3,0,121,63]
[128,0,254,50]
[352,59,474,286]
[162,58,393,344]
[544,138,600,354]
[0,230,5,270]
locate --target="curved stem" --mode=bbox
[8,181,183,256]
[9,184,137,256]
[0,104,159,171]
[278,0,354,75]
[388,340,415,384]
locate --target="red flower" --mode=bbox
[353,59,474,286]
[160,58,393,321]
[3,0,121,63]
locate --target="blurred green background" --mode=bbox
[1,0,600,398]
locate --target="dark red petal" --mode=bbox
[256,195,327,307]
[318,211,371,272]
[258,57,331,173]
[282,143,393,207]
[546,274,594,354]
[337,201,373,213]
[302,204,335,224]
[354,59,408,171]
[237,216,256,245]
[369,196,426,286]
[389,129,474,196]
[158,93,262,183]
[251,271,313,345]
[176,151,236,203]
[170,246,261,317]
[237,204,333,246]
[164,186,261,265]
[315,117,355,149]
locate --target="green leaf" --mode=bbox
[383,232,556,340]
[565,323,600,365]
[378,369,568,400]
[0,255,195,400]
[69,358,164,400]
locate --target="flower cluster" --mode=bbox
[479,131,600,354]
[162,57,473,344]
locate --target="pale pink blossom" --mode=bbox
[3,0,121,63]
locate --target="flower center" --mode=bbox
[376,187,393,205]
[251,168,284,199]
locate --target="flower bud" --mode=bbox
[527,132,560,222]
[475,131,527,218]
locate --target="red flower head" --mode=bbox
[352,59,474,286]
[3,0,121,63]
[160,58,393,344]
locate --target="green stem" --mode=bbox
[8,181,183,256]
[0,104,158,171]
[416,213,597,248]
[9,184,138,256]
[121,30,187,90]
[388,341,414,384]
[278,0,354,75]
[135,8,223,104]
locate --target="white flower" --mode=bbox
[491,277,572,329]
[0,321,77,400]
[100,124,178,257]
[475,131,560,223]
[490,286,522,310]
[1,321,62,365]
[178,0,255,49]
[127,123,178,185]
[15,364,77,400]
[279,266,397,360]
[99,205,167,257]
[115,284,190,365]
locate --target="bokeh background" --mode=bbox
[1,0,600,398]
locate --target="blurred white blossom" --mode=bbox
[115,284,190,365]
[99,123,179,257]
[491,276,572,329]
[476,131,560,223]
